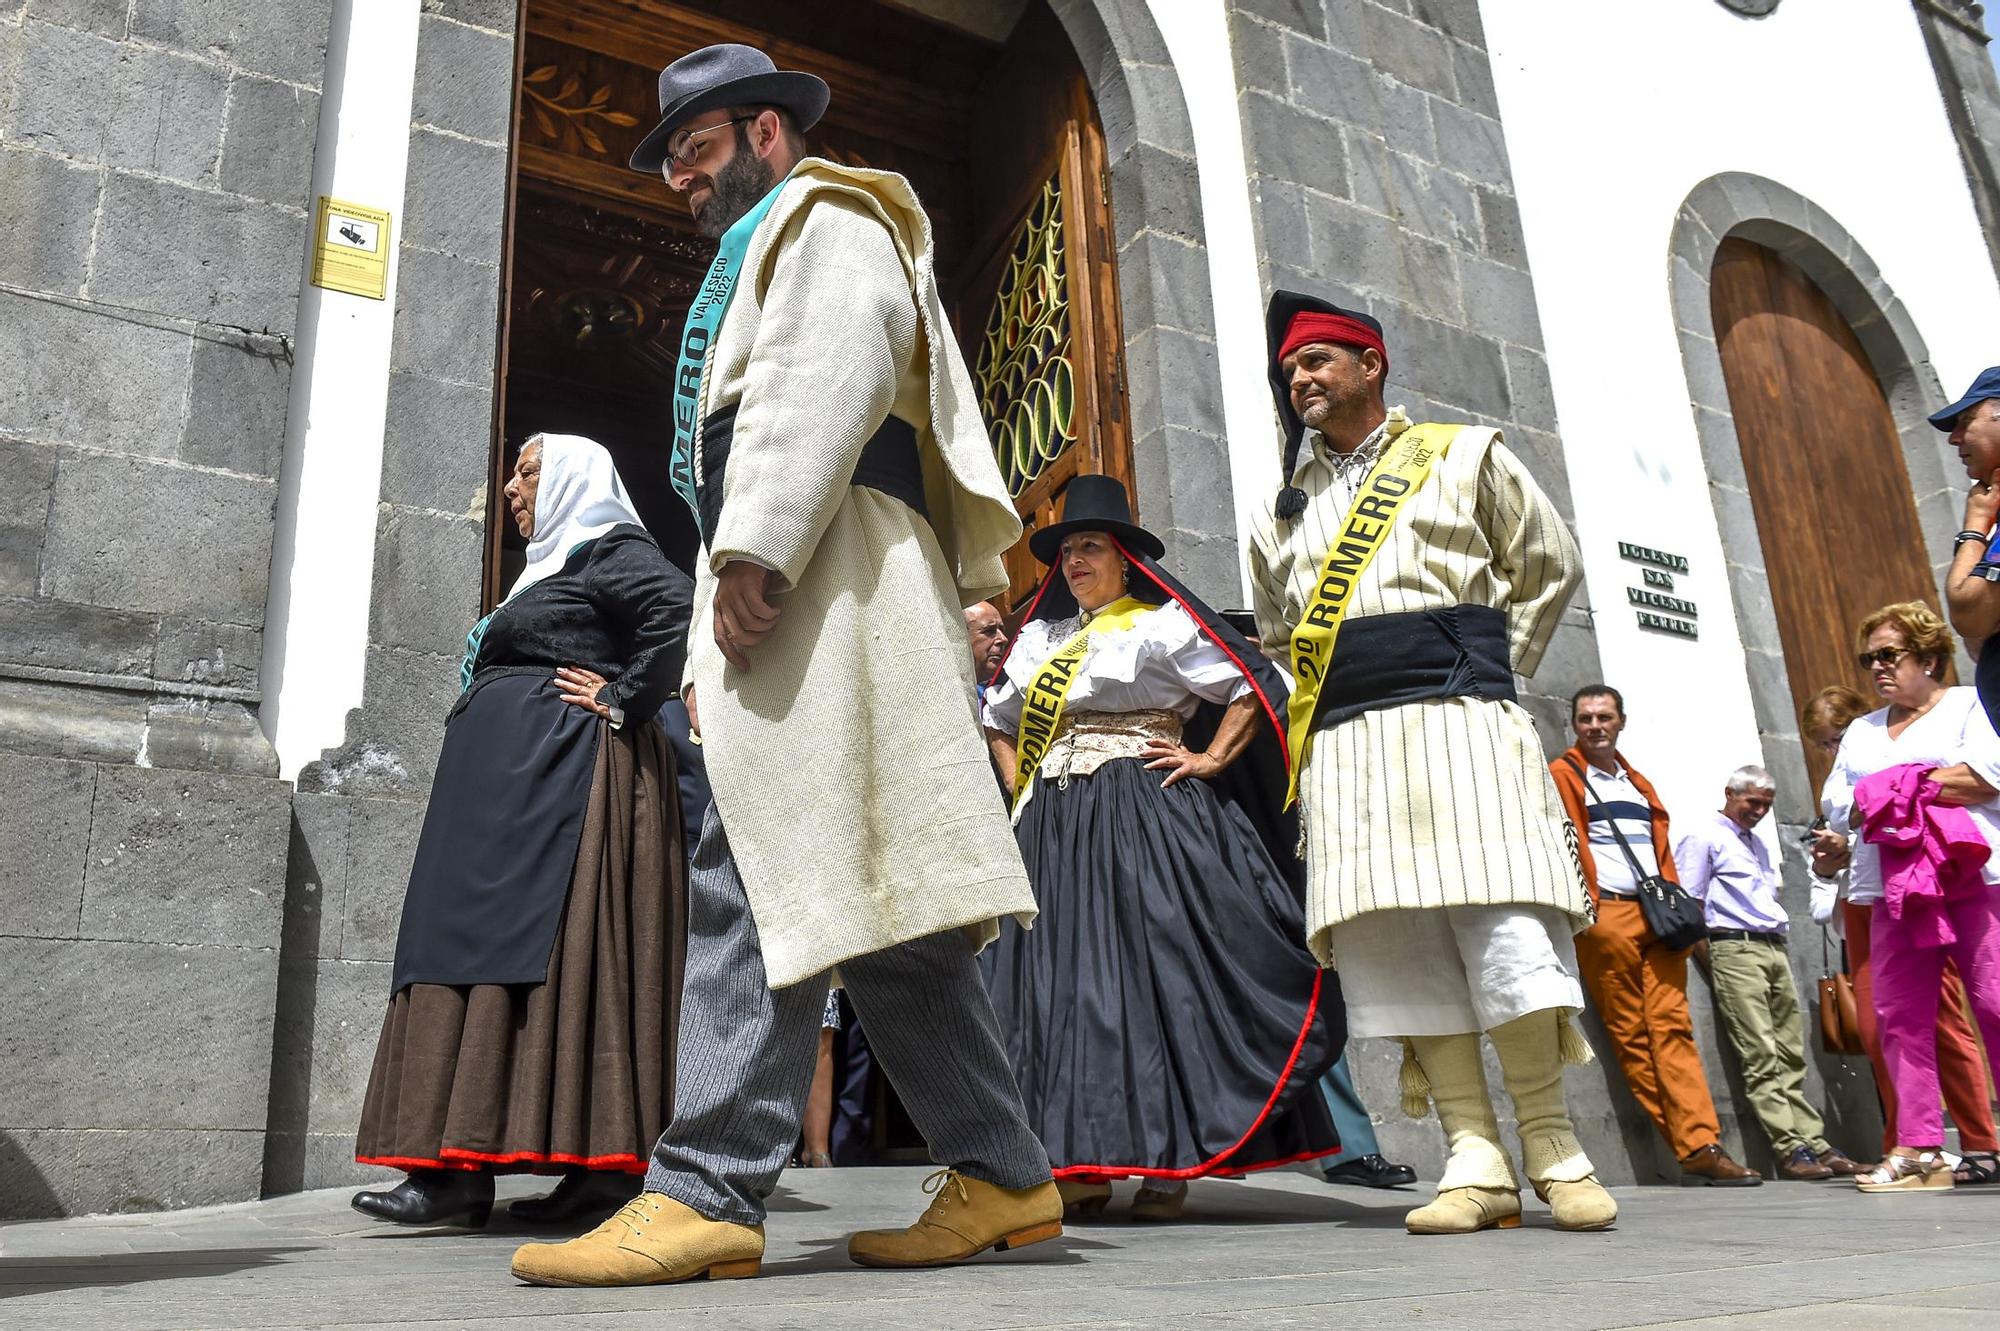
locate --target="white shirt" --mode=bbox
[1823,687,2000,905]
[1578,761,1659,897]
[980,600,1253,734]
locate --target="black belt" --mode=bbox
[1707,928,1786,945]
[1311,604,1516,732]
[697,404,927,543]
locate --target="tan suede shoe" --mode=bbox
[1404,1185,1522,1235]
[1533,1176,1618,1231]
[848,1169,1063,1268]
[510,1192,764,1287]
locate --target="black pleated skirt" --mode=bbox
[986,756,1345,1181]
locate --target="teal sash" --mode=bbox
[669,184,784,517]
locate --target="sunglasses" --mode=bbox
[1856,646,1912,670]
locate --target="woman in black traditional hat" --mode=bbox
[980,475,1345,1222]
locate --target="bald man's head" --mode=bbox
[965,602,1007,680]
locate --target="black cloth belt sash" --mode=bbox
[1310,603,1516,733]
[697,404,928,544]
[449,664,553,724]
[1707,928,1786,945]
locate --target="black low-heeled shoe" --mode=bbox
[508,1169,642,1223]
[351,1168,495,1227]
[1322,1153,1418,1189]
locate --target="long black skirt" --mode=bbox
[986,756,1345,1181]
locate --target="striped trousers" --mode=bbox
[645,804,1050,1223]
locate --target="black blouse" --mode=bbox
[474,524,693,722]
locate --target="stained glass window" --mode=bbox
[974,174,1076,497]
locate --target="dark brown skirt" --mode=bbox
[355,719,685,1175]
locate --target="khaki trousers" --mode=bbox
[1575,899,1721,1158]
[1708,937,1829,1156]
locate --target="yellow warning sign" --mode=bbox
[310,197,391,300]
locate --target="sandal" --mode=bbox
[1953,1151,1998,1185]
[1856,1150,1954,1193]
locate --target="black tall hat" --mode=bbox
[629,43,830,173]
[1027,474,1166,565]
[1264,290,1386,521]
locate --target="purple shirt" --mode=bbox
[1673,811,1788,934]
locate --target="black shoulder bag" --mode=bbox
[1564,755,1707,951]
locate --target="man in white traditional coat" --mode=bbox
[512,43,1061,1289]
[1247,291,1619,1236]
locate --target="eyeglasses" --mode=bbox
[1856,646,1912,670]
[666,117,755,169]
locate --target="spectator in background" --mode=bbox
[965,600,1009,695]
[1804,684,2000,1184]
[1317,1058,1419,1189]
[1676,768,1869,1181]
[1551,686,1757,1187]
[1824,601,2000,1192]
[1935,369,2000,735]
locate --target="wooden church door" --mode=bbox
[1710,236,1940,796]
[948,3,1132,610]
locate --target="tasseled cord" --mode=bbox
[1398,1038,1433,1120]
[1558,1011,1595,1068]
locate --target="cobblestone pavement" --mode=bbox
[2,1166,1997,1329]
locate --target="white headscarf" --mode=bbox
[507,433,644,603]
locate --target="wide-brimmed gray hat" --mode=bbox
[629,43,828,174]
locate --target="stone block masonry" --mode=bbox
[1229,0,1637,1177]
[0,0,329,1218]
[0,3,329,776]
[0,753,292,1216]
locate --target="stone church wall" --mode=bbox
[0,0,328,1216]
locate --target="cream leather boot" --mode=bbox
[1402,1033,1522,1235]
[1489,1010,1617,1232]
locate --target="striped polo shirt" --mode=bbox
[1582,761,1659,897]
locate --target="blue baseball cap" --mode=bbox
[1929,366,2000,430]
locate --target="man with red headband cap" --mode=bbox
[1247,290,1616,1236]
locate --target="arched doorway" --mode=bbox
[484,0,1133,611]
[1710,235,1942,795]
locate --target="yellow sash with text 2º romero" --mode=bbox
[1011,595,1152,810]
[1283,423,1458,808]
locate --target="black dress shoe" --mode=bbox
[508,1169,642,1223]
[1322,1153,1418,1189]
[351,1168,494,1227]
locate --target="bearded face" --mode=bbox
[691,127,779,239]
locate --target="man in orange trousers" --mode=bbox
[1552,686,1762,1185]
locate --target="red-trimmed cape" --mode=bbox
[987,545,1347,1181]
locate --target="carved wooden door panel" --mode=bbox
[955,46,1131,611]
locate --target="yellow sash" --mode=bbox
[1011,595,1151,809]
[1283,423,1458,807]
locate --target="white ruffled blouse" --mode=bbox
[980,600,1253,735]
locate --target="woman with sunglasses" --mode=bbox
[1823,602,2000,1192]
[1806,686,1999,1183]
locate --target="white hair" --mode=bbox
[1726,765,1776,794]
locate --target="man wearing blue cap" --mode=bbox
[1935,368,2000,731]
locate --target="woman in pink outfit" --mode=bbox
[1824,602,2000,1192]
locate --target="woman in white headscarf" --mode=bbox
[352,435,694,1229]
